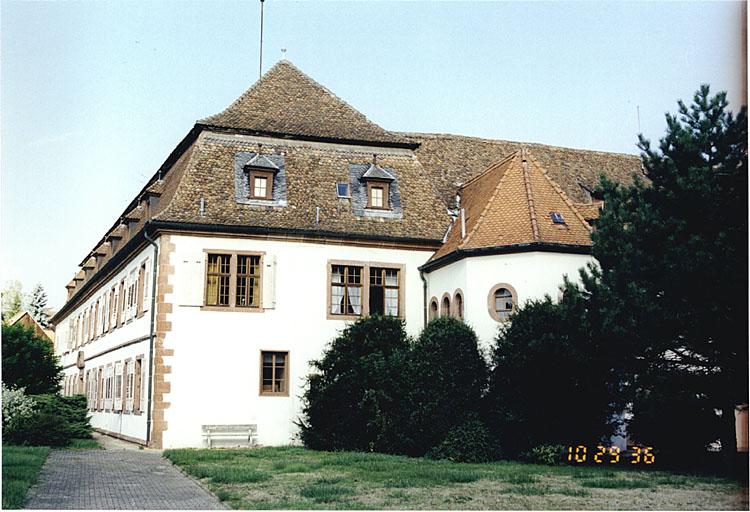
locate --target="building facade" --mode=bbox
[51,60,641,448]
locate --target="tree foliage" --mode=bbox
[590,85,747,459]
[486,278,617,458]
[1,280,25,322]
[299,316,411,453]
[28,284,49,328]
[2,324,61,395]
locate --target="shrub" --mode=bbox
[299,316,411,453]
[1,384,36,431]
[426,419,496,463]
[523,444,567,466]
[3,394,91,446]
[2,324,61,395]
[406,317,488,456]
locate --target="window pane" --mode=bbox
[371,187,383,207]
[331,285,345,314]
[385,288,399,316]
[254,177,267,197]
[347,286,362,315]
[384,269,398,286]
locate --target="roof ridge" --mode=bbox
[520,148,541,242]
[401,131,641,160]
[525,151,593,232]
[460,152,519,250]
[460,150,519,189]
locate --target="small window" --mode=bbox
[488,284,517,322]
[249,170,274,199]
[367,181,390,209]
[453,290,464,320]
[550,212,566,224]
[429,298,439,321]
[260,351,288,396]
[441,295,451,317]
[336,182,350,198]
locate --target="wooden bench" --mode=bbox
[201,424,257,448]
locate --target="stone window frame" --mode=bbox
[259,350,290,397]
[202,250,265,312]
[487,283,518,323]
[441,293,451,317]
[366,180,391,210]
[249,169,275,200]
[452,289,464,320]
[326,259,405,321]
[428,297,439,321]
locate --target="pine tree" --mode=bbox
[29,284,49,328]
[591,85,747,463]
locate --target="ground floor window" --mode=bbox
[260,351,288,396]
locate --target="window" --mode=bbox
[236,255,261,307]
[488,283,517,322]
[114,362,123,412]
[104,365,113,410]
[117,280,125,326]
[260,351,288,396]
[452,290,464,320]
[441,295,451,317]
[328,262,402,319]
[336,182,350,198]
[137,264,145,315]
[125,361,135,411]
[249,171,274,199]
[370,267,399,316]
[550,212,566,225]
[367,182,390,209]
[204,252,264,309]
[98,367,104,410]
[429,298,439,321]
[133,358,143,413]
[330,265,362,316]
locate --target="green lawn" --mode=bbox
[2,439,101,509]
[164,446,747,510]
[2,445,50,509]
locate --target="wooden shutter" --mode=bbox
[179,257,205,306]
[262,254,276,309]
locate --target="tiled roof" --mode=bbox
[153,132,449,242]
[429,149,593,264]
[572,201,604,222]
[403,132,643,207]
[200,60,409,147]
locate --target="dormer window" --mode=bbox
[361,163,395,211]
[243,154,280,201]
[367,181,389,209]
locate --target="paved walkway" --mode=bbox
[25,436,226,510]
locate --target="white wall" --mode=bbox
[426,251,596,349]
[160,234,434,448]
[56,243,156,443]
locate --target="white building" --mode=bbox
[51,60,640,448]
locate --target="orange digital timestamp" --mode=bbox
[567,445,655,465]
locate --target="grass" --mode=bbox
[163,446,746,510]
[2,438,100,509]
[2,445,50,509]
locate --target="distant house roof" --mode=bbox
[200,60,411,147]
[425,148,594,270]
[6,311,54,344]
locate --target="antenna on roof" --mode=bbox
[636,105,641,132]
[372,154,377,165]
[259,0,265,79]
[281,47,287,60]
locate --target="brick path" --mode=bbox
[25,449,226,510]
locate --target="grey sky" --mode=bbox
[1,1,744,310]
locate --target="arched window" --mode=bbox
[441,294,451,317]
[488,283,517,322]
[429,298,439,321]
[452,290,464,320]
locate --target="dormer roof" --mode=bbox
[426,148,593,267]
[361,164,395,181]
[200,60,411,147]
[243,153,280,172]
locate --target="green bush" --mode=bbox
[426,419,496,463]
[3,394,91,446]
[523,444,567,466]
[406,317,488,456]
[299,316,411,453]
[2,325,61,395]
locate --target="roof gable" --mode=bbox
[200,60,409,147]
[429,149,593,264]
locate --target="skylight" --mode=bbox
[550,212,566,225]
[337,182,350,198]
